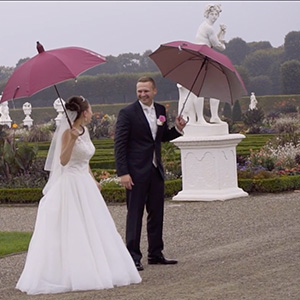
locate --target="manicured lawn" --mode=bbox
[0,232,32,257]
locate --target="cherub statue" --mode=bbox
[178,3,226,125]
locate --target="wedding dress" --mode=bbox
[16,125,141,295]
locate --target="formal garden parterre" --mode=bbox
[2,95,300,203]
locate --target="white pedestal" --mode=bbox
[23,116,33,128]
[171,124,248,201]
[0,119,12,128]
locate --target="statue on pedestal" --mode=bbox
[23,102,33,128]
[0,100,12,127]
[178,3,226,125]
[172,4,248,201]
[249,92,258,110]
[53,97,65,126]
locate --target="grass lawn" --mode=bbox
[0,232,32,257]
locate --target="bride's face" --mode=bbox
[83,105,93,124]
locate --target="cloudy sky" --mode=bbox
[1,1,300,67]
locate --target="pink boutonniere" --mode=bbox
[157,115,166,126]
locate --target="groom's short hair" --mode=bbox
[137,76,156,89]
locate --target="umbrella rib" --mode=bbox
[162,48,203,77]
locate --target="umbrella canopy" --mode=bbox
[149,41,247,105]
[0,42,106,103]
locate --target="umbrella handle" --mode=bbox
[79,125,85,136]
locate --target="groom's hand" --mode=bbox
[120,174,134,190]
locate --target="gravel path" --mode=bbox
[0,192,300,300]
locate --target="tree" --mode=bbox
[247,41,272,53]
[223,102,232,119]
[16,58,30,68]
[235,65,250,88]
[224,37,249,65]
[232,100,242,122]
[243,49,274,77]
[248,75,273,96]
[284,31,300,61]
[280,60,300,94]
[140,50,159,72]
[242,107,265,134]
[0,66,14,82]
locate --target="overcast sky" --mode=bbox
[1,1,300,67]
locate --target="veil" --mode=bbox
[42,110,77,195]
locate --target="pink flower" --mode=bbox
[157,115,166,126]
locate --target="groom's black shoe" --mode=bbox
[134,260,144,271]
[148,255,178,265]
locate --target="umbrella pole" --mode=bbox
[54,85,72,128]
[11,86,20,109]
[179,89,192,116]
[178,58,207,118]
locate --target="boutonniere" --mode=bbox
[157,115,166,126]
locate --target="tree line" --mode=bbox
[1,31,300,108]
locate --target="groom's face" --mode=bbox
[136,81,157,107]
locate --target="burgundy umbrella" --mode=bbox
[0,42,106,127]
[149,41,247,115]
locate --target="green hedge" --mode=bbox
[0,188,43,203]
[238,175,300,193]
[2,176,300,204]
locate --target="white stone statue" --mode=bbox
[22,102,33,128]
[178,3,226,125]
[249,92,258,110]
[53,97,65,126]
[0,100,12,127]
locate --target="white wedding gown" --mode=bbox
[16,129,141,295]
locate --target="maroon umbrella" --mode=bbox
[0,42,106,127]
[149,41,247,115]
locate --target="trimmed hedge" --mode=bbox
[1,176,300,204]
[238,175,300,193]
[0,188,43,203]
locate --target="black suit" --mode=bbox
[114,100,181,261]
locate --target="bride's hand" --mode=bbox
[70,128,80,139]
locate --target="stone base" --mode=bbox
[23,116,33,128]
[171,133,248,202]
[184,122,228,137]
[0,120,12,128]
[172,187,248,202]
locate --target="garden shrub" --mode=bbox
[164,179,182,197]
[242,107,265,133]
[101,188,125,203]
[23,123,54,142]
[0,188,43,203]
[90,160,116,169]
[273,116,300,134]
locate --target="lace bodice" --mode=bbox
[65,129,95,173]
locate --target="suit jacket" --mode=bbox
[114,100,181,182]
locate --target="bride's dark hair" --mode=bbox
[65,96,89,121]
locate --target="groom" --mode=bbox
[114,76,186,271]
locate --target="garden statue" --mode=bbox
[178,3,226,125]
[249,92,258,110]
[0,100,12,127]
[22,102,33,128]
[53,97,65,126]
[172,3,247,201]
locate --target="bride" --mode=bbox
[16,96,141,295]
